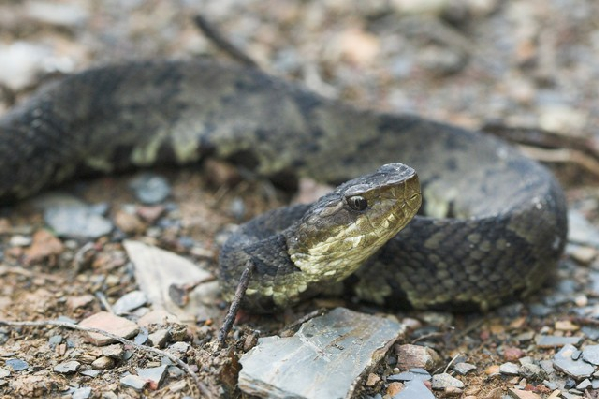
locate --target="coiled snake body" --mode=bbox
[0,60,568,311]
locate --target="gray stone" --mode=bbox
[519,363,545,380]
[130,175,171,205]
[120,374,147,391]
[113,290,147,315]
[581,327,599,341]
[514,331,535,341]
[393,380,435,399]
[26,1,88,28]
[576,379,592,390]
[148,329,170,348]
[0,42,53,90]
[6,358,29,371]
[569,210,599,248]
[91,356,116,370]
[540,360,555,374]
[562,392,584,399]
[536,335,583,348]
[72,386,92,399]
[10,236,31,246]
[54,360,80,374]
[102,344,124,359]
[582,344,599,365]
[528,304,553,317]
[388,368,431,382]
[0,368,10,378]
[137,365,167,387]
[499,362,520,376]
[431,372,464,390]
[80,369,101,378]
[239,308,404,399]
[168,341,190,354]
[453,362,476,375]
[133,327,149,345]
[45,206,113,238]
[48,335,63,348]
[553,344,595,379]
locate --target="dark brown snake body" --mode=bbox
[0,60,568,311]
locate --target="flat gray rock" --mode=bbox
[431,372,464,390]
[45,205,113,238]
[53,360,80,374]
[137,365,167,387]
[536,335,583,348]
[393,380,435,399]
[453,362,477,375]
[120,374,147,391]
[582,344,599,366]
[238,308,405,399]
[569,210,599,248]
[113,290,147,315]
[553,344,595,379]
[130,174,171,205]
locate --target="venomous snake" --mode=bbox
[0,60,568,311]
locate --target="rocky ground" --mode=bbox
[1,0,599,398]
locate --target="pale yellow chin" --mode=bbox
[289,200,411,282]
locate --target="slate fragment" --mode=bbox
[553,344,594,380]
[238,308,405,399]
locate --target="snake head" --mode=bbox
[287,163,421,281]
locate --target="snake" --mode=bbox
[0,59,568,312]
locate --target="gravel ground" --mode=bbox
[1,1,599,398]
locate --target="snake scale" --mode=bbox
[0,59,568,311]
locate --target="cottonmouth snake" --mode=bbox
[0,60,568,311]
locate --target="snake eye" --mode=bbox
[347,195,368,211]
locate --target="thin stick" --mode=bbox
[192,15,259,69]
[0,319,215,399]
[218,261,255,348]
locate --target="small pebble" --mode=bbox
[102,344,124,358]
[54,360,80,374]
[137,365,167,388]
[120,374,147,391]
[79,369,101,378]
[130,175,171,205]
[91,356,116,370]
[72,386,92,399]
[148,329,171,348]
[394,380,435,399]
[499,362,520,376]
[431,373,464,390]
[112,290,147,315]
[453,362,476,375]
[45,206,113,238]
[6,358,29,371]
[582,344,599,365]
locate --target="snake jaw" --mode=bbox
[287,163,421,281]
